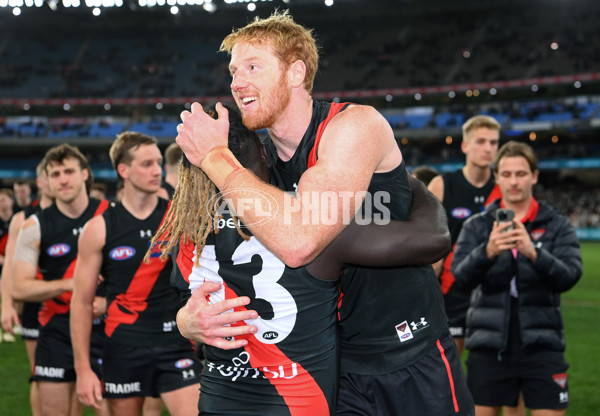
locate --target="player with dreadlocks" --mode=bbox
[148,102,450,415]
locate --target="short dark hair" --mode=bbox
[494,141,538,173]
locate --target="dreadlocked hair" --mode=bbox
[145,154,250,266]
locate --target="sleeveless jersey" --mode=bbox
[36,198,109,327]
[439,169,500,295]
[100,198,184,346]
[173,217,339,415]
[0,214,10,270]
[264,100,449,375]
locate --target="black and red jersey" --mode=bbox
[265,100,449,375]
[36,197,109,326]
[439,169,500,295]
[100,198,183,346]
[172,217,339,415]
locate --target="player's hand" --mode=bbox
[176,281,258,349]
[76,368,103,409]
[512,220,537,261]
[1,303,21,334]
[92,296,107,318]
[486,220,518,258]
[176,102,230,168]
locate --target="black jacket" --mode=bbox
[451,199,582,354]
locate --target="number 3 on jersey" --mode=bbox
[226,237,297,344]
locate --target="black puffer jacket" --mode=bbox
[451,199,582,353]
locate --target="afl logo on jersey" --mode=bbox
[263,331,279,340]
[451,207,471,219]
[109,246,136,260]
[47,243,71,257]
[174,359,194,369]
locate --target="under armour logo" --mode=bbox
[182,370,195,379]
[474,196,485,204]
[140,229,152,238]
[293,183,298,192]
[72,227,84,236]
[559,392,569,403]
[410,317,429,331]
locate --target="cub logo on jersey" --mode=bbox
[451,207,471,219]
[47,243,71,257]
[109,246,136,260]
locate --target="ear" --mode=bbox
[532,169,539,185]
[117,163,128,180]
[82,168,89,181]
[288,60,306,89]
[460,138,469,155]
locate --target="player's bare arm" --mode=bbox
[12,216,73,302]
[177,103,400,268]
[70,215,106,409]
[1,211,25,333]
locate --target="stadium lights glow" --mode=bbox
[170,5,177,13]
[12,6,20,14]
[325,0,333,6]
[247,2,255,11]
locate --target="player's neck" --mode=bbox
[268,95,313,162]
[40,196,54,209]
[56,191,89,219]
[462,164,491,188]
[121,187,158,220]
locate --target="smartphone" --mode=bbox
[496,208,515,232]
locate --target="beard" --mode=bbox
[241,74,291,131]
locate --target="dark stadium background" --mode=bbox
[1,0,599,236]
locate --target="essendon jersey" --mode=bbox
[101,198,183,346]
[439,170,500,296]
[265,100,449,375]
[36,197,109,326]
[173,217,339,415]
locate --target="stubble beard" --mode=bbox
[241,74,291,131]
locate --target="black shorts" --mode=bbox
[444,285,471,338]
[337,332,474,416]
[466,350,569,409]
[102,338,201,399]
[20,302,41,340]
[32,314,104,382]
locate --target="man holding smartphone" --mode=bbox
[451,141,582,416]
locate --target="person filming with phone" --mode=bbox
[451,141,582,416]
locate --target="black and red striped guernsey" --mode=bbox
[265,100,450,375]
[36,197,109,326]
[100,198,184,347]
[172,217,339,415]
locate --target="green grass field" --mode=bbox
[1,242,598,415]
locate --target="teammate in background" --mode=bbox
[175,11,471,415]
[70,132,201,416]
[161,142,182,199]
[153,102,450,414]
[412,165,440,186]
[451,141,582,416]
[427,115,501,356]
[0,188,14,274]
[12,179,35,213]
[11,144,109,416]
[1,160,54,416]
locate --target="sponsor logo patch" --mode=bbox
[109,246,136,260]
[395,320,414,343]
[451,207,471,219]
[47,243,70,257]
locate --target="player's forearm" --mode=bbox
[70,298,94,372]
[12,275,71,303]
[201,147,346,267]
